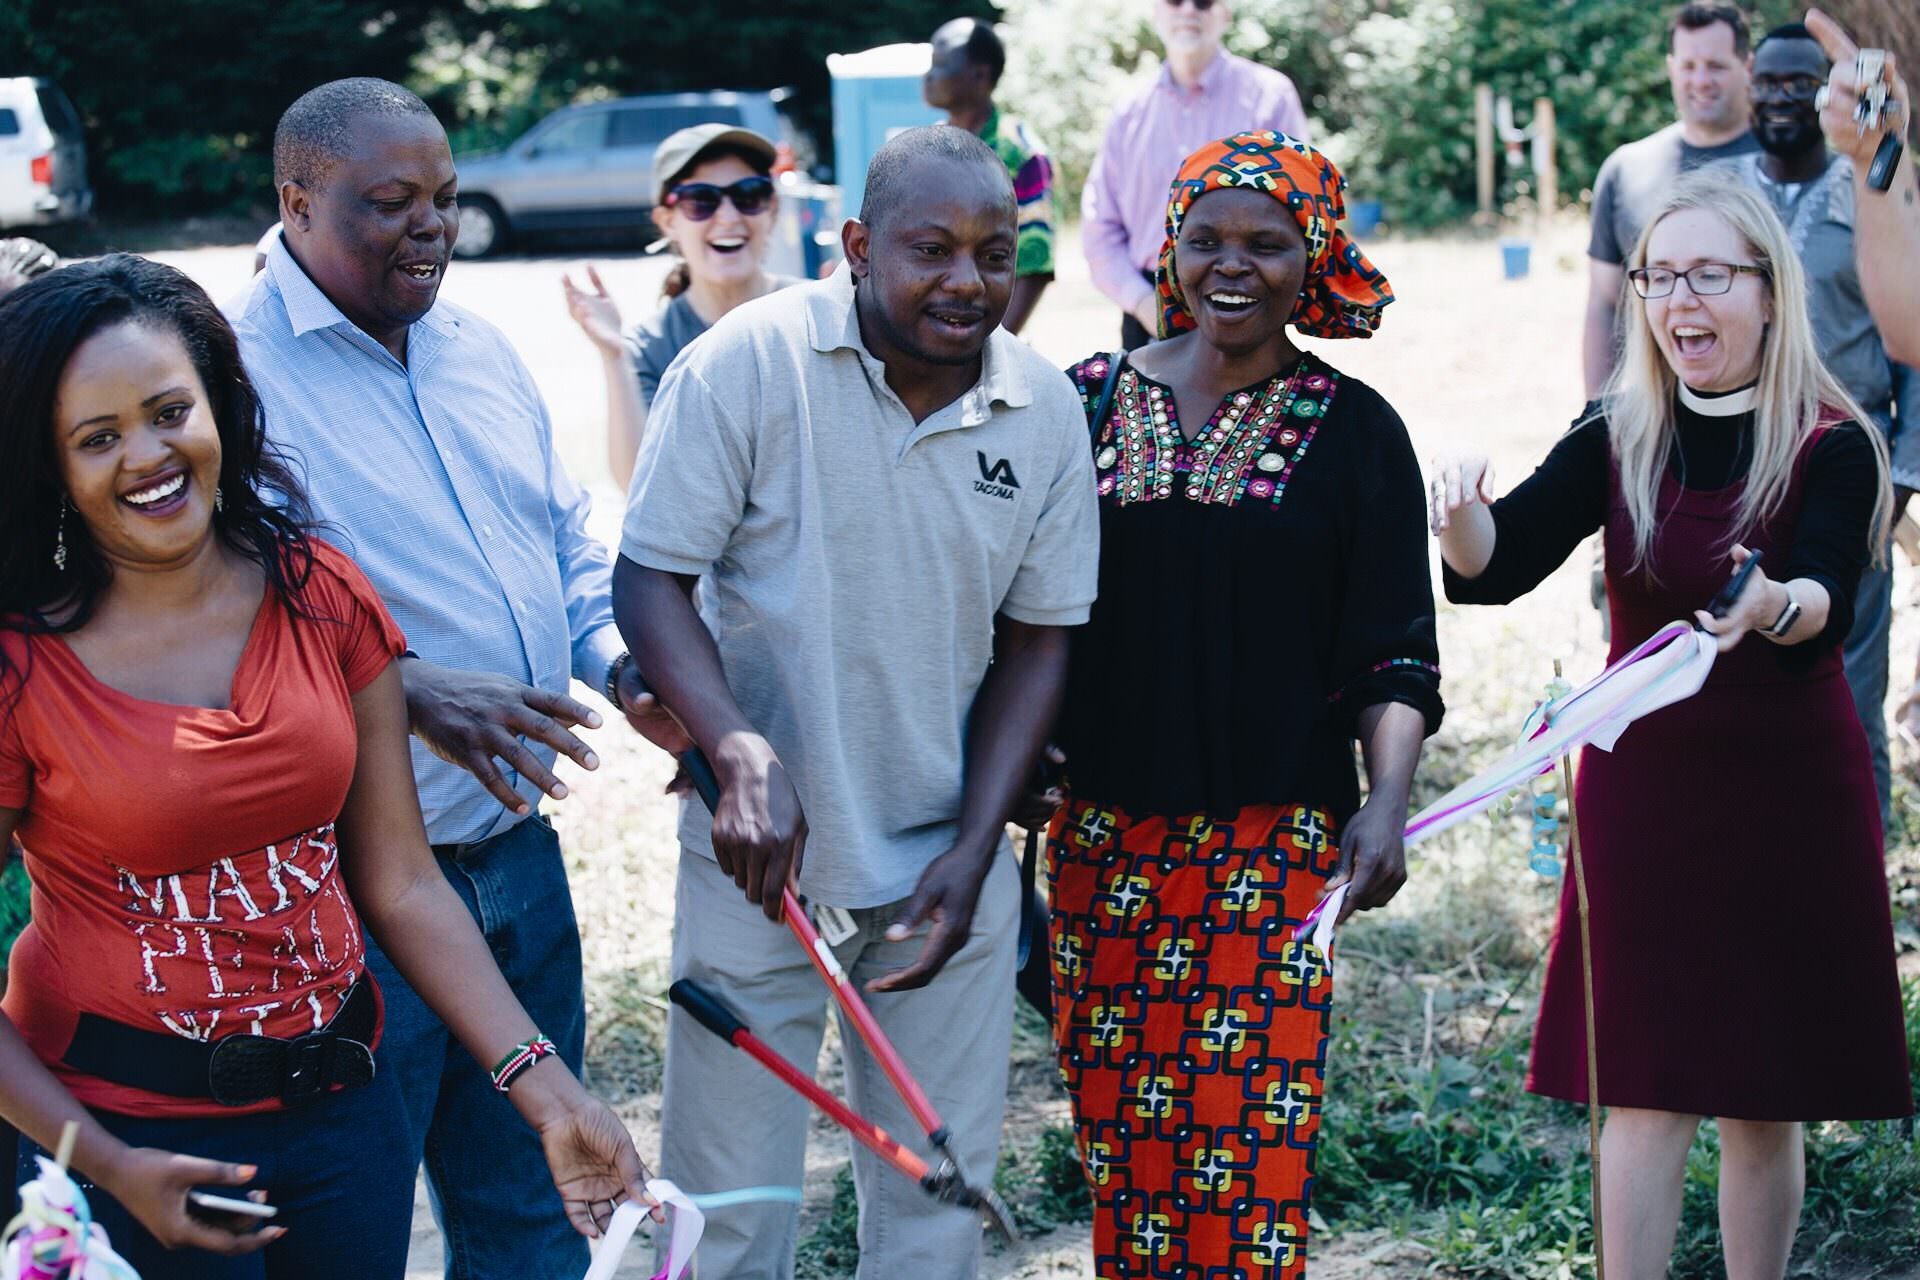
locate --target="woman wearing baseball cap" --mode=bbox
[564,123,800,490]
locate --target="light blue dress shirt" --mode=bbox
[229,234,625,845]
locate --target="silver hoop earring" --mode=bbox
[53,500,69,572]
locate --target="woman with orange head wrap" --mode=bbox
[1044,133,1441,1276]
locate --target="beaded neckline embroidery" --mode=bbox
[1089,357,1339,508]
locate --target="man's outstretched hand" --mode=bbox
[402,658,602,814]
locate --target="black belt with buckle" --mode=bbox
[62,978,379,1107]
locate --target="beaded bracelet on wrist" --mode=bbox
[490,1034,558,1094]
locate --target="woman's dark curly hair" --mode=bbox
[0,254,316,699]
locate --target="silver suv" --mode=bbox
[452,90,792,258]
[0,78,91,232]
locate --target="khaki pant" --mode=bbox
[659,847,1017,1279]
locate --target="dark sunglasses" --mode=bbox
[663,176,775,220]
[1166,0,1217,8]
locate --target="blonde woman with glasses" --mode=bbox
[1430,169,1910,1278]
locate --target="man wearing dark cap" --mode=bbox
[923,16,1057,334]
[615,125,1098,1277]
[228,77,684,1278]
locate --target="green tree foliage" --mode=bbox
[999,0,1830,233]
[9,0,1912,223]
[424,0,995,167]
[5,0,981,215]
[995,0,1377,215]
[1,0,444,214]
[1333,0,1798,230]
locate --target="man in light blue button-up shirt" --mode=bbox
[228,78,678,1278]
[239,224,626,841]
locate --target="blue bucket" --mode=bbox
[1347,200,1383,237]
[1500,238,1531,280]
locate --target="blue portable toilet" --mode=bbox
[828,43,942,200]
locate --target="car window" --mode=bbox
[607,109,662,150]
[34,87,82,139]
[530,111,608,157]
[608,104,745,149]
[0,109,18,137]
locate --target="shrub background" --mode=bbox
[4,0,1912,224]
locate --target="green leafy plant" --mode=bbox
[794,1165,861,1280]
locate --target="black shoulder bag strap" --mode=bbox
[1015,351,1128,1017]
[1087,349,1129,444]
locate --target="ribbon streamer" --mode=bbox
[3,1155,140,1280]
[1293,621,1717,948]
[582,1181,803,1280]
[1403,621,1714,845]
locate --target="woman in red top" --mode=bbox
[0,255,651,1277]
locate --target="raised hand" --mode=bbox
[401,658,603,814]
[1426,451,1497,534]
[562,265,626,357]
[1805,9,1911,170]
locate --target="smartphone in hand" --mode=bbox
[188,1190,279,1223]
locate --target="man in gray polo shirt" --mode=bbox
[1737,21,1917,825]
[612,127,1097,1278]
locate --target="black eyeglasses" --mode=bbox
[663,176,775,221]
[1627,263,1769,298]
[1166,0,1217,9]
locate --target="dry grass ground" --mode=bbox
[153,219,1919,1277]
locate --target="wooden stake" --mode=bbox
[1476,85,1496,223]
[53,1119,78,1172]
[1533,97,1558,233]
[1554,659,1605,1279]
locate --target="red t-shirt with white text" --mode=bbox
[0,540,405,1117]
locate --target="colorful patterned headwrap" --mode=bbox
[1155,131,1393,341]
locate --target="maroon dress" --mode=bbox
[1451,406,1911,1120]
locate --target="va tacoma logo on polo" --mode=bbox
[974,452,1020,500]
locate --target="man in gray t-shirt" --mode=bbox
[1588,124,1761,268]
[1739,22,1918,826]
[612,127,1097,1278]
[1583,4,1759,398]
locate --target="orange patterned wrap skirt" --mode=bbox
[1046,798,1339,1279]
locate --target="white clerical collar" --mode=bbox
[1679,381,1758,416]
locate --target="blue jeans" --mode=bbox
[1890,361,1920,493]
[364,812,589,1280]
[15,1067,413,1279]
[1844,554,1895,833]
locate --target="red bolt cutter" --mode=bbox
[667,746,1019,1243]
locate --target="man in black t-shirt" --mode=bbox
[1583,3,1760,399]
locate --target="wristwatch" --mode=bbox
[604,651,632,706]
[1764,590,1802,640]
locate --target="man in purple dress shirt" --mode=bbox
[1081,0,1310,348]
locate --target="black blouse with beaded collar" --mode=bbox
[1057,349,1443,823]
